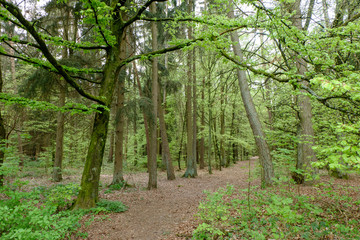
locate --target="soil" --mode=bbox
[79,157,260,240]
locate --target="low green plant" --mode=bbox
[95,199,128,213]
[0,181,84,240]
[193,182,360,240]
[104,181,128,194]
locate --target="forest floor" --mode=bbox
[78,157,260,240]
[21,157,360,240]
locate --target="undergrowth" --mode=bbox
[193,181,360,240]
[0,180,127,240]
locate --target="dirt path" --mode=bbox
[82,158,260,240]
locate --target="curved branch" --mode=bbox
[124,0,167,28]
[0,36,41,49]
[0,0,105,105]
[88,0,111,47]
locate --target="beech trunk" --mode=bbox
[228,4,274,186]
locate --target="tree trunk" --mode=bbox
[0,55,5,186]
[192,46,198,170]
[199,77,206,169]
[112,77,125,185]
[183,0,197,178]
[53,12,70,182]
[133,61,151,165]
[220,84,226,167]
[52,84,66,182]
[73,46,121,209]
[158,90,175,180]
[228,4,274,186]
[148,2,158,189]
[17,120,24,168]
[107,131,114,163]
[287,0,318,184]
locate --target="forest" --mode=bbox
[0,0,360,239]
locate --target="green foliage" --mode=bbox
[193,183,360,239]
[0,181,84,240]
[104,181,127,194]
[0,92,105,114]
[95,199,128,213]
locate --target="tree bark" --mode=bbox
[112,76,125,185]
[220,84,226,167]
[288,0,318,183]
[52,84,66,182]
[183,0,197,178]
[73,47,121,209]
[199,77,206,169]
[133,61,151,166]
[0,55,5,186]
[158,89,175,180]
[148,2,158,189]
[107,131,114,163]
[228,4,274,186]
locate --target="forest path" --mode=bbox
[83,158,260,240]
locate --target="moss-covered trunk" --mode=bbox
[73,109,110,208]
[73,50,120,209]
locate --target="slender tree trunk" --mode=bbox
[53,12,70,182]
[158,89,175,180]
[192,46,197,169]
[220,84,226,167]
[199,77,206,169]
[108,131,114,163]
[183,0,197,178]
[0,56,5,186]
[148,2,158,189]
[17,120,24,168]
[207,79,212,174]
[288,0,318,183]
[52,84,66,182]
[112,76,125,185]
[322,0,330,27]
[133,105,138,166]
[228,3,274,186]
[230,101,239,163]
[133,61,151,163]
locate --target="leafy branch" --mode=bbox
[0,0,105,105]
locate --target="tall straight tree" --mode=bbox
[183,0,197,178]
[158,88,175,180]
[148,2,159,189]
[0,55,5,187]
[285,0,318,183]
[112,71,126,184]
[53,4,72,181]
[226,2,274,186]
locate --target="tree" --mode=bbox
[0,0,212,208]
[148,2,159,189]
[0,55,5,186]
[226,2,274,186]
[183,0,197,178]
